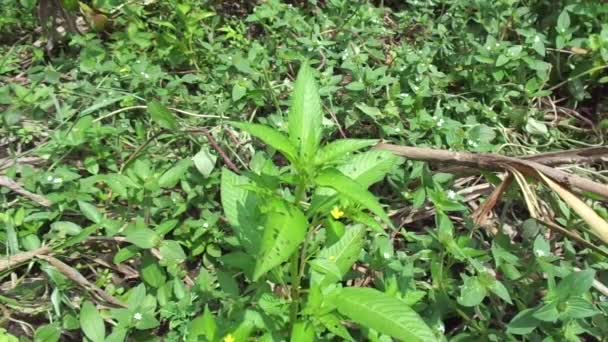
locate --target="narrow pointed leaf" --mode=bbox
[231,122,297,163]
[317,313,354,341]
[314,139,378,166]
[337,150,402,188]
[315,169,391,225]
[253,204,308,280]
[311,225,365,286]
[220,168,264,255]
[335,287,437,342]
[148,100,177,130]
[289,64,323,162]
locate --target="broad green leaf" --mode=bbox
[125,226,160,249]
[232,83,246,101]
[105,328,127,342]
[314,139,378,165]
[311,225,365,286]
[317,313,354,341]
[290,321,315,342]
[334,287,437,342]
[78,201,102,224]
[34,324,61,342]
[561,297,600,319]
[80,301,105,342]
[220,168,264,255]
[355,103,382,119]
[489,280,512,304]
[288,64,323,162]
[315,169,391,225]
[148,100,177,130]
[141,252,166,288]
[158,159,192,188]
[253,203,308,280]
[555,269,596,301]
[457,276,487,307]
[507,308,539,335]
[337,150,401,188]
[192,147,217,177]
[189,305,217,340]
[231,122,297,163]
[159,240,186,263]
[557,9,570,32]
[50,221,82,236]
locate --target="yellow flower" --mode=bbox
[331,207,345,220]
[223,334,236,342]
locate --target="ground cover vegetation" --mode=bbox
[1,0,608,341]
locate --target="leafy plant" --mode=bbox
[219,64,434,340]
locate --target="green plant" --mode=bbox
[216,63,436,340]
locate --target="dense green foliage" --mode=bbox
[1,0,608,341]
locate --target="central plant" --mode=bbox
[221,64,437,341]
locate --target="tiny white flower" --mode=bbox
[437,119,444,127]
[143,74,150,79]
[486,46,491,50]
[53,177,63,184]
[447,190,456,200]
[383,252,390,259]
[133,312,142,321]
[534,36,540,43]
[395,128,401,133]
[495,43,500,47]
[47,175,54,182]
[535,250,546,257]
[203,223,209,228]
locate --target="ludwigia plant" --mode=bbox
[221,64,438,341]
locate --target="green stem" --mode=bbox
[548,64,608,91]
[289,179,307,328]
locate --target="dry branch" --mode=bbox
[36,254,125,307]
[0,246,53,273]
[375,144,608,200]
[0,176,52,207]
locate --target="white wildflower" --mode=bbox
[447,190,457,200]
[133,312,142,321]
[203,223,209,228]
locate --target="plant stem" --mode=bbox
[289,179,307,328]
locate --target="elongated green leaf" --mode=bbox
[314,139,378,166]
[80,301,105,342]
[317,313,354,341]
[289,64,323,162]
[158,159,192,188]
[148,100,177,130]
[315,169,390,225]
[311,151,401,215]
[253,203,308,280]
[78,201,103,224]
[335,288,437,342]
[311,225,365,286]
[220,168,264,255]
[337,150,401,188]
[51,221,82,236]
[290,321,315,342]
[230,122,297,163]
